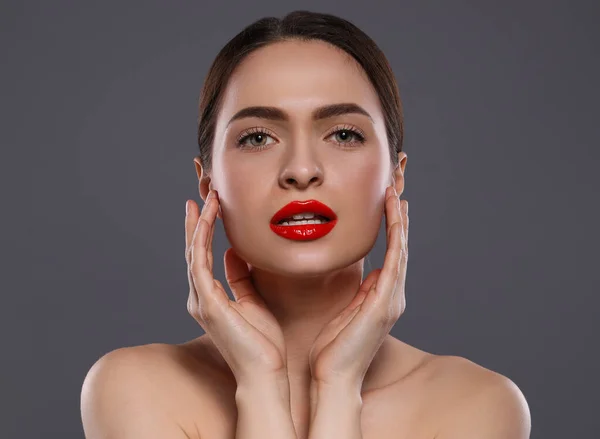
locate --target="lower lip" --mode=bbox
[270,219,338,241]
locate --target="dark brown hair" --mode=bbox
[197,10,403,175]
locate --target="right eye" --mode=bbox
[236,128,277,150]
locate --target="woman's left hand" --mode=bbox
[308,185,409,389]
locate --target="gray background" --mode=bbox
[1,0,598,438]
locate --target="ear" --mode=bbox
[391,152,408,196]
[193,156,222,219]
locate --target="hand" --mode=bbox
[308,185,409,388]
[185,190,288,384]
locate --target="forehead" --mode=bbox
[217,40,383,124]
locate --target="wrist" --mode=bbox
[234,370,298,439]
[309,378,364,438]
[310,377,363,398]
[236,369,292,403]
[310,378,363,416]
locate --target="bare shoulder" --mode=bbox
[81,341,230,439]
[424,355,531,438]
[369,339,530,438]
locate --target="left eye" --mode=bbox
[330,129,365,145]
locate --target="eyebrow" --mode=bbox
[226,102,374,127]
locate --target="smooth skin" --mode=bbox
[185,189,290,386]
[185,183,410,439]
[186,185,407,390]
[81,39,530,439]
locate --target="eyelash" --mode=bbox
[235,124,366,151]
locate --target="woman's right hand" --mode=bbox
[185,190,288,385]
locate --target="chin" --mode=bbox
[247,241,371,279]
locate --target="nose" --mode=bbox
[278,146,324,190]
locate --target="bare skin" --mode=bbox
[81,39,530,439]
[90,338,511,439]
[176,334,439,439]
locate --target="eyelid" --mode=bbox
[325,123,366,139]
[236,126,277,143]
[237,124,366,143]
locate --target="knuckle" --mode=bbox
[186,285,212,323]
[186,296,194,315]
[376,308,393,326]
[196,300,214,326]
[380,303,402,324]
[197,217,209,230]
[393,303,403,320]
[185,247,191,264]
[189,245,199,266]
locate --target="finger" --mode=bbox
[189,201,228,310]
[372,204,405,308]
[187,255,199,313]
[185,199,199,262]
[224,248,268,308]
[198,191,219,273]
[385,185,402,246]
[207,191,219,268]
[185,196,215,263]
[397,200,409,314]
[357,268,381,296]
[387,201,408,311]
[185,200,200,313]
[401,200,409,254]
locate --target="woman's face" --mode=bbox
[203,39,403,277]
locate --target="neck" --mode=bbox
[248,258,365,381]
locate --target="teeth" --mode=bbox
[278,212,330,225]
[292,212,315,220]
[280,219,329,226]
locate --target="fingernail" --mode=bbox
[185,200,190,215]
[207,190,214,200]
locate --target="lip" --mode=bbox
[270,199,338,242]
[270,200,337,225]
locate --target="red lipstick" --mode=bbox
[270,199,338,241]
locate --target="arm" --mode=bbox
[234,371,298,439]
[307,380,363,439]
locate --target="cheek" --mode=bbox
[344,154,389,204]
[215,152,270,205]
[215,158,273,254]
[341,157,388,236]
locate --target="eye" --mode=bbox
[327,125,366,147]
[236,127,276,150]
[235,124,367,151]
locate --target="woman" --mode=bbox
[81,10,530,439]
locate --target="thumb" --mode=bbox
[224,248,265,306]
[359,268,382,294]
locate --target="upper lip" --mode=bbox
[271,200,337,224]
